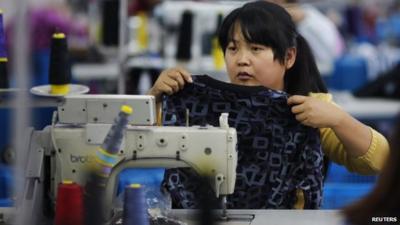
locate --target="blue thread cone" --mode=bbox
[122,184,149,225]
[0,10,6,58]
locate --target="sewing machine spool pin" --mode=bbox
[185,108,189,127]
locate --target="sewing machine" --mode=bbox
[11,94,238,224]
[0,93,356,225]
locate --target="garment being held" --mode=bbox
[162,75,324,209]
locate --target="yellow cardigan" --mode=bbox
[294,93,390,208]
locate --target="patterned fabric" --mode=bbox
[162,75,324,209]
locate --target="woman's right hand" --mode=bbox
[148,67,193,101]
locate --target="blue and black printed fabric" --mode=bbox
[162,75,324,209]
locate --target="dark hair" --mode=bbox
[218,1,327,95]
[342,118,400,225]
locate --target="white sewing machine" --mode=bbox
[12,94,237,224]
[0,93,353,225]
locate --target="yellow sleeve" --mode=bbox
[320,127,389,175]
[310,93,390,175]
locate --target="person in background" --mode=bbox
[148,1,389,208]
[342,116,400,225]
[268,0,345,76]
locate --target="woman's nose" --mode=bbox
[237,51,250,66]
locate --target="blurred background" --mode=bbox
[1,0,400,211]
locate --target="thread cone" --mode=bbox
[0,10,9,89]
[49,32,70,94]
[54,181,84,225]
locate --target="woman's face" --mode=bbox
[224,23,295,91]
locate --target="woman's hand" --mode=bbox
[148,67,192,101]
[287,95,346,128]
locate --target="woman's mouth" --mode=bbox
[237,72,253,80]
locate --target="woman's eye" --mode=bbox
[227,46,237,51]
[252,46,263,51]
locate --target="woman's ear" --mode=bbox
[285,47,297,69]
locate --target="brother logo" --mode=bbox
[70,154,94,164]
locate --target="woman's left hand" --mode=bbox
[287,95,346,128]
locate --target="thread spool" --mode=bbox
[0,58,8,89]
[0,9,9,89]
[83,171,107,225]
[195,176,217,225]
[212,38,224,70]
[49,32,70,95]
[137,11,149,51]
[212,13,224,70]
[54,180,84,225]
[0,9,6,59]
[122,184,149,225]
[176,10,193,61]
[84,105,133,225]
[101,0,119,46]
